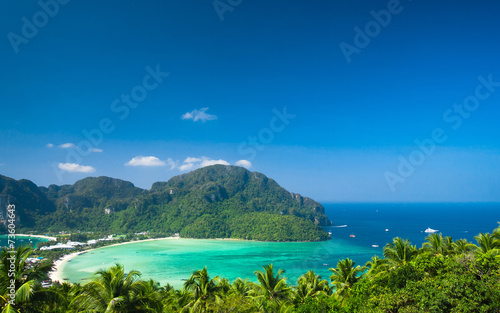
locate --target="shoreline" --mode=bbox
[7,234,57,241]
[48,236,180,284]
[48,236,328,284]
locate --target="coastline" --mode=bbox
[9,234,57,241]
[49,236,180,284]
[49,235,327,284]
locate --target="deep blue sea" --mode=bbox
[324,203,500,250]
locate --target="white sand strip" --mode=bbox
[15,234,57,241]
[48,251,81,283]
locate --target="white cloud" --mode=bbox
[181,107,217,122]
[58,163,95,173]
[179,162,195,171]
[58,143,76,149]
[178,156,230,172]
[125,156,166,167]
[166,158,177,170]
[235,159,252,169]
[184,157,202,163]
[91,148,103,153]
[179,157,201,171]
[201,159,230,167]
[46,143,54,148]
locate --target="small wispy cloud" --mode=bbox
[184,157,202,163]
[201,159,230,167]
[179,158,198,171]
[46,143,54,148]
[58,163,96,173]
[235,159,252,169]
[57,143,101,153]
[127,156,252,172]
[181,107,217,122]
[166,158,178,170]
[179,163,194,171]
[125,156,166,167]
[179,156,230,172]
[58,143,76,149]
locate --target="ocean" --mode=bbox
[327,203,500,248]
[60,203,500,288]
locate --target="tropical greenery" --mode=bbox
[1,225,500,312]
[0,165,331,242]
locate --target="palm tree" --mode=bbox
[31,282,83,313]
[422,233,453,255]
[163,288,191,313]
[252,264,291,308]
[474,233,500,255]
[140,279,165,312]
[229,278,251,297]
[451,239,476,254]
[183,267,221,312]
[73,263,162,312]
[294,270,330,304]
[329,258,364,299]
[218,278,231,296]
[493,223,500,239]
[443,236,454,252]
[202,278,257,313]
[0,245,52,313]
[364,256,388,279]
[383,237,417,267]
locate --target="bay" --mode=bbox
[61,203,500,288]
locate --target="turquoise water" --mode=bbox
[62,237,375,288]
[0,235,48,249]
[61,203,500,288]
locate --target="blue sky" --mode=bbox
[1,0,499,202]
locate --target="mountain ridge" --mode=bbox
[0,165,332,241]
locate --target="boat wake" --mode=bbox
[332,225,347,228]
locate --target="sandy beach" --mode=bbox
[48,251,82,283]
[48,236,180,284]
[16,234,57,241]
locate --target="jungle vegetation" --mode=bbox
[1,224,499,312]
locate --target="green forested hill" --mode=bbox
[0,165,332,241]
[0,175,56,229]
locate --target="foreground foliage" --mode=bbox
[1,224,500,312]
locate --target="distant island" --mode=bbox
[0,165,332,242]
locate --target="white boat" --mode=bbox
[385,229,389,232]
[371,244,379,248]
[424,227,438,233]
